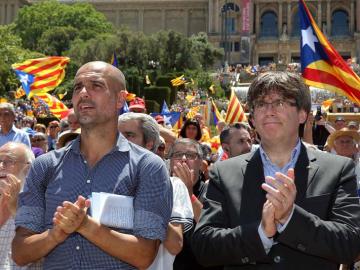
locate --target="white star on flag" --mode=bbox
[163,114,172,125]
[19,73,31,87]
[301,26,318,52]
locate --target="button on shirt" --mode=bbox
[0,125,31,148]
[15,133,173,270]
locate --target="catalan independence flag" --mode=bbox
[299,0,360,104]
[171,75,186,87]
[12,57,70,98]
[111,52,118,68]
[211,99,224,125]
[33,93,69,119]
[225,90,247,124]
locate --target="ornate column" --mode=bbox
[350,0,354,34]
[287,1,291,36]
[185,8,189,36]
[278,1,283,37]
[317,1,322,27]
[138,8,144,32]
[208,0,214,32]
[215,0,219,33]
[357,0,360,32]
[255,1,260,37]
[326,0,331,36]
[162,8,166,29]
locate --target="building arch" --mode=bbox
[259,9,278,38]
[290,4,317,37]
[331,9,350,36]
[221,2,240,34]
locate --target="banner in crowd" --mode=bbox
[12,56,70,98]
[150,112,181,127]
[33,93,69,119]
[299,0,360,104]
[225,90,247,124]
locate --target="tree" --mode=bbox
[190,32,223,70]
[0,24,43,96]
[14,0,113,54]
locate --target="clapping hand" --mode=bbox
[173,162,195,195]
[261,169,296,224]
[0,174,21,215]
[53,195,91,234]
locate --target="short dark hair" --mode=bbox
[220,122,251,144]
[179,118,202,141]
[247,71,311,114]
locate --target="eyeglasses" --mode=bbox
[253,99,297,112]
[32,138,46,142]
[0,158,18,167]
[0,112,13,117]
[49,126,58,129]
[334,139,355,146]
[171,152,199,160]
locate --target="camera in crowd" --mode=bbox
[314,106,322,121]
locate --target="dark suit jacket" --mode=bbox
[192,144,360,270]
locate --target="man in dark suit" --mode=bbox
[192,71,360,270]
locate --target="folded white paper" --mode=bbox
[90,192,134,229]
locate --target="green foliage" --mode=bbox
[38,26,79,56]
[156,75,177,104]
[143,86,171,109]
[190,32,224,70]
[145,100,160,113]
[14,0,113,53]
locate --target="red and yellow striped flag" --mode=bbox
[186,105,201,119]
[299,0,360,104]
[225,90,247,124]
[33,93,69,119]
[12,56,70,98]
[15,87,26,99]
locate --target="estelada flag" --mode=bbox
[12,56,70,98]
[299,0,360,104]
[211,99,224,125]
[225,90,247,124]
[33,93,69,119]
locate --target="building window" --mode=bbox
[291,10,300,37]
[226,17,236,34]
[234,42,240,52]
[331,10,350,36]
[260,11,278,38]
[259,56,274,66]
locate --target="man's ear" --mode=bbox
[117,90,126,110]
[299,110,308,124]
[221,143,230,154]
[145,141,154,152]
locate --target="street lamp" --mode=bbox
[221,0,230,67]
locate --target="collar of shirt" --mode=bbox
[0,125,16,136]
[69,132,131,155]
[259,139,302,178]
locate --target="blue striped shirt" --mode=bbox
[0,125,31,148]
[16,133,173,270]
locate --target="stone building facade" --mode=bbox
[3,0,360,65]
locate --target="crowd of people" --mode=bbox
[0,61,359,270]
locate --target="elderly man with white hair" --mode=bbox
[0,142,41,269]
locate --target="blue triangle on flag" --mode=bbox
[14,70,35,96]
